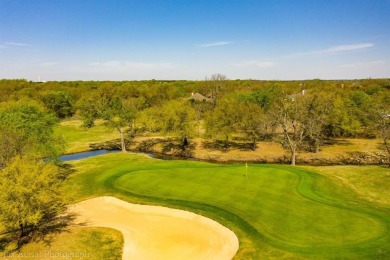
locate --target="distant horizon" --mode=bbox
[2,76,389,83]
[1,0,389,81]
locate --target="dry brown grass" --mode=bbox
[56,120,387,165]
[130,136,386,165]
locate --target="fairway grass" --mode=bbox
[55,120,118,153]
[64,153,390,259]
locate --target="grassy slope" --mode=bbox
[64,153,390,259]
[1,227,123,260]
[54,120,118,154]
[302,165,390,208]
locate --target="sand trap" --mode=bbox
[70,196,239,260]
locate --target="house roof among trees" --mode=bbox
[189,92,212,102]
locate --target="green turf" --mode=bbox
[65,153,390,259]
[54,120,118,153]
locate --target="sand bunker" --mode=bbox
[70,196,239,260]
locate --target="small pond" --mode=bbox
[60,150,120,161]
[60,150,197,162]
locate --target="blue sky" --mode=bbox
[1,0,389,81]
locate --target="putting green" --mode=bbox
[67,153,390,259]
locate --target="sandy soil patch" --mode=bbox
[70,196,239,260]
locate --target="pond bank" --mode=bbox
[63,136,388,166]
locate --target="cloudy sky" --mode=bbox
[1,0,389,81]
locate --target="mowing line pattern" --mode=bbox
[67,154,390,259]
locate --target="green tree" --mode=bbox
[40,91,74,119]
[77,85,137,152]
[101,98,137,152]
[205,95,240,145]
[0,156,66,245]
[303,92,333,153]
[349,91,373,134]
[160,100,196,149]
[75,92,100,128]
[243,85,282,111]
[239,102,266,151]
[189,99,213,137]
[139,100,196,149]
[324,95,362,137]
[0,101,63,166]
[138,106,164,133]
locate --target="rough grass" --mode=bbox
[55,120,118,153]
[1,227,123,260]
[302,165,390,208]
[63,153,390,259]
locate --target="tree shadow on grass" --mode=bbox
[0,210,82,254]
[136,138,195,158]
[58,163,77,180]
[32,211,79,246]
[202,140,254,152]
[135,138,165,152]
[90,138,134,151]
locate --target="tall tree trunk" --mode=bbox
[19,223,26,237]
[224,135,229,150]
[181,136,189,151]
[17,222,28,248]
[290,147,296,165]
[315,138,320,153]
[283,127,297,165]
[252,136,257,151]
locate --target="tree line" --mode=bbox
[0,76,389,166]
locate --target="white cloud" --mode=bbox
[4,42,31,47]
[233,60,276,68]
[286,43,374,57]
[318,43,374,54]
[198,41,233,47]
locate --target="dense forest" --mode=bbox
[0,76,389,166]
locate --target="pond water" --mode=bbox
[60,150,120,161]
[60,150,197,162]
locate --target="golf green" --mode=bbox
[67,153,389,259]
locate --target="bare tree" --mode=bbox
[372,93,390,166]
[271,94,307,165]
[206,74,227,108]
